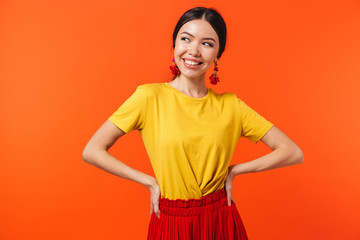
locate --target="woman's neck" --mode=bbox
[169,75,208,98]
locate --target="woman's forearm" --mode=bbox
[230,146,304,176]
[82,149,156,189]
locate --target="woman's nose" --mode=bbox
[188,43,201,56]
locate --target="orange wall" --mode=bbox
[1,1,360,239]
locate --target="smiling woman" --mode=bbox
[175,23,218,74]
[172,19,220,90]
[82,6,304,240]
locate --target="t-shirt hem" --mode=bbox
[254,123,274,143]
[108,117,130,134]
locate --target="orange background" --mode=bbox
[1,0,360,239]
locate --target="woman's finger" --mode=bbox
[153,200,161,219]
[150,204,153,216]
[225,166,236,207]
[227,193,232,206]
[231,196,237,206]
[149,178,161,218]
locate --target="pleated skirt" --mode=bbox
[147,187,248,240]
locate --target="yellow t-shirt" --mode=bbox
[108,82,274,200]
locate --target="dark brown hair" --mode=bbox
[172,7,227,59]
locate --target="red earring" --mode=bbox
[170,58,180,77]
[209,59,220,85]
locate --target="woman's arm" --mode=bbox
[224,125,303,206]
[82,120,161,218]
[229,125,304,176]
[82,120,157,189]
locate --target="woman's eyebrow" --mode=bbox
[180,31,216,43]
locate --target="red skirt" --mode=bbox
[147,187,248,240]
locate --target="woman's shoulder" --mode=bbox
[136,82,163,89]
[211,88,239,101]
[135,82,168,97]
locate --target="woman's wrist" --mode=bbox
[145,176,158,190]
[228,164,237,178]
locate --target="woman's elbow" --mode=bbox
[82,147,91,163]
[293,146,304,164]
[82,145,97,164]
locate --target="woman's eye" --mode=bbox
[180,37,213,47]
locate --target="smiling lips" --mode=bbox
[182,58,203,68]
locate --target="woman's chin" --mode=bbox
[178,72,207,81]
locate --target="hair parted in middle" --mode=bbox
[172,7,227,60]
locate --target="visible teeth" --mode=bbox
[184,59,201,65]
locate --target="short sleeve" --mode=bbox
[238,98,274,143]
[108,85,147,133]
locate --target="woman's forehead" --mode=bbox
[179,19,218,39]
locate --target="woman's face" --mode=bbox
[174,19,220,81]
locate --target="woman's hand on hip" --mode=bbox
[148,177,161,219]
[225,165,237,206]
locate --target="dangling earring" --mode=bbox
[170,57,180,77]
[209,59,220,85]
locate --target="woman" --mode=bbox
[82,7,304,240]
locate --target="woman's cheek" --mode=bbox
[175,44,187,53]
